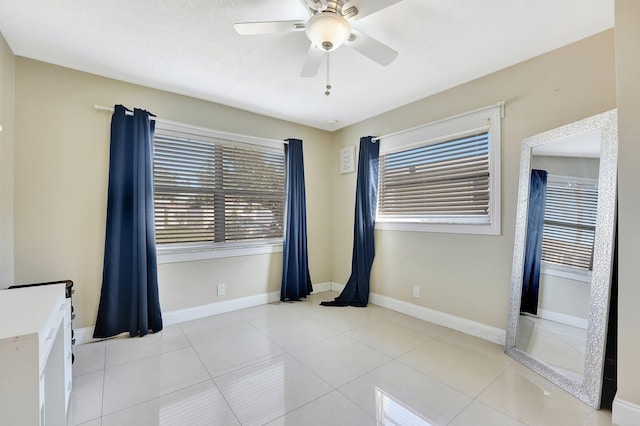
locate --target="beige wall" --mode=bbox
[615,0,640,414]
[538,274,590,321]
[0,32,14,288]
[331,30,616,329]
[13,59,333,328]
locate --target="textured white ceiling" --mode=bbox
[0,0,613,131]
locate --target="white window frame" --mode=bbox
[153,120,286,264]
[375,103,502,235]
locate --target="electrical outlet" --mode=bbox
[412,285,421,298]
[217,284,226,296]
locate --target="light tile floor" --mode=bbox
[70,291,613,426]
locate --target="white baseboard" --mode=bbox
[330,282,505,345]
[74,326,99,345]
[331,282,345,293]
[162,290,282,326]
[75,282,333,345]
[537,308,588,330]
[76,282,506,346]
[613,397,640,426]
[370,293,506,345]
[312,282,332,293]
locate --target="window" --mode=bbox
[152,124,285,261]
[376,104,502,235]
[541,175,598,277]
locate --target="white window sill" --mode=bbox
[157,242,283,264]
[375,220,500,236]
[541,263,592,283]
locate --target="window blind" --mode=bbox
[153,133,285,245]
[377,132,490,221]
[541,180,598,271]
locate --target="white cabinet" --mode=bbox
[0,284,72,425]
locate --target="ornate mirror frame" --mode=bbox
[505,109,617,408]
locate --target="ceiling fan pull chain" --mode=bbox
[325,52,332,96]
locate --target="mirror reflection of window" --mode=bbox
[541,175,598,274]
[530,148,600,286]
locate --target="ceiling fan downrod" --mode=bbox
[309,0,357,17]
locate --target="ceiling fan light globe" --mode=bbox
[305,12,351,51]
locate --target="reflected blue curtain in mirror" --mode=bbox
[281,139,313,301]
[94,105,163,338]
[321,136,380,307]
[521,168,548,315]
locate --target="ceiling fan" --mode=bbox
[234,0,402,79]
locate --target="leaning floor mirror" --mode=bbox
[505,109,617,408]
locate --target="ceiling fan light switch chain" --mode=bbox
[325,52,332,95]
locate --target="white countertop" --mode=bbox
[0,284,65,341]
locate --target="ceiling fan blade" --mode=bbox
[300,44,324,77]
[234,20,306,35]
[346,29,398,66]
[343,0,402,21]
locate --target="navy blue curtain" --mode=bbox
[94,105,163,338]
[321,136,380,307]
[281,139,313,301]
[521,169,548,315]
